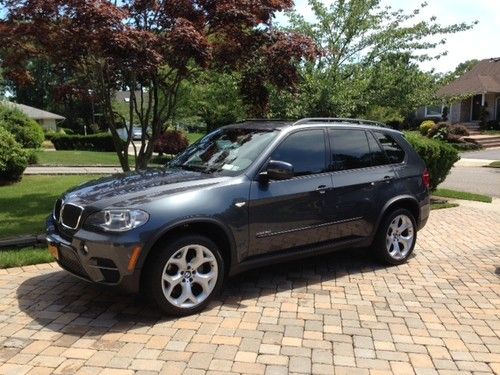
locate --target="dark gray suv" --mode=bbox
[47,118,430,316]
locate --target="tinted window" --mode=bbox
[373,132,405,163]
[271,130,326,176]
[329,129,371,171]
[367,132,390,166]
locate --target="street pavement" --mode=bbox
[0,201,499,374]
[441,166,500,198]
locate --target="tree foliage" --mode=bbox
[0,0,317,170]
[270,0,476,122]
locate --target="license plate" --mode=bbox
[48,243,59,260]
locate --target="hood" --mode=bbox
[62,168,230,209]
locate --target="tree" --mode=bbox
[270,0,476,120]
[0,0,317,171]
[440,59,478,85]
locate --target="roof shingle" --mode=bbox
[437,58,500,97]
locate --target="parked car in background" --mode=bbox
[47,118,430,316]
[115,126,150,141]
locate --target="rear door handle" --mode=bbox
[316,185,327,194]
[370,176,393,186]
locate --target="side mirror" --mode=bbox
[260,160,294,182]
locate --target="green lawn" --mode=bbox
[187,132,204,144]
[486,161,500,168]
[35,133,204,166]
[0,175,101,239]
[433,188,492,203]
[35,150,134,166]
[0,247,54,269]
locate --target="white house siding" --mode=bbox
[485,93,497,121]
[36,119,57,131]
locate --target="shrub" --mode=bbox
[26,149,39,165]
[427,122,448,139]
[480,120,500,131]
[419,120,435,136]
[0,127,28,185]
[154,130,189,155]
[405,132,459,191]
[50,133,117,151]
[0,105,44,148]
[448,124,469,137]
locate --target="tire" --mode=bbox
[374,208,417,265]
[146,234,225,316]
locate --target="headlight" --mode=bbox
[86,209,149,232]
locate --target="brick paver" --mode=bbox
[0,202,499,374]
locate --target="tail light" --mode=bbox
[422,168,430,189]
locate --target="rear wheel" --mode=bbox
[374,208,416,265]
[147,235,224,316]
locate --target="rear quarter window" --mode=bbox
[373,132,405,164]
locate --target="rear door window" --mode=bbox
[328,129,372,171]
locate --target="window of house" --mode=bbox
[270,130,326,176]
[329,129,372,171]
[424,105,443,117]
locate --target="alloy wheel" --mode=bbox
[385,214,415,260]
[161,244,218,308]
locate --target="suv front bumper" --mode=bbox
[46,217,142,294]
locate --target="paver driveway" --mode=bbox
[1,202,499,375]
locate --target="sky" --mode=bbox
[275,0,500,73]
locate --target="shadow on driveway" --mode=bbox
[16,246,394,337]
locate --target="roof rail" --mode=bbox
[293,117,386,127]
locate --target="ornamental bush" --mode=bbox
[448,124,470,136]
[154,130,189,155]
[50,133,117,151]
[0,127,28,185]
[419,120,435,136]
[0,105,44,148]
[427,122,448,140]
[405,132,459,191]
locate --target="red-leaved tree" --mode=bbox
[0,0,318,171]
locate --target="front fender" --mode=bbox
[136,216,238,270]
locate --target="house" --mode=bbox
[3,102,65,131]
[437,58,500,124]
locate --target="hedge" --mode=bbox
[154,130,189,155]
[0,105,44,148]
[50,133,117,152]
[0,127,28,185]
[405,132,460,191]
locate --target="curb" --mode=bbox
[0,235,47,249]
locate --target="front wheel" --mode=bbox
[374,208,417,265]
[147,235,224,316]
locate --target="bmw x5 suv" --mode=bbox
[47,118,430,316]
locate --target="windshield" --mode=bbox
[169,128,279,175]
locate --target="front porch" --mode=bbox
[449,92,500,125]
